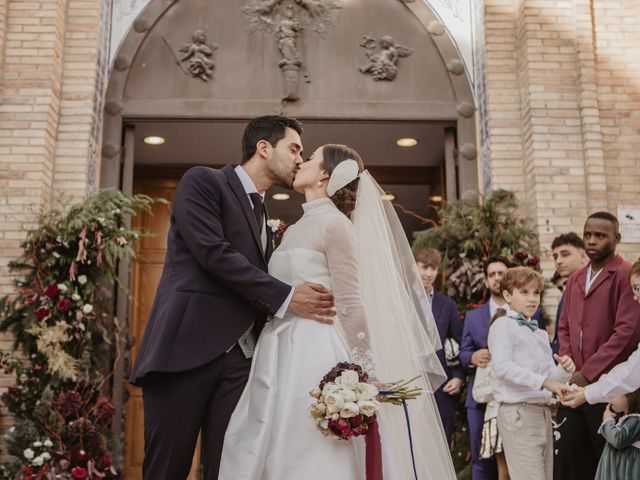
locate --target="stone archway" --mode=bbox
[102,1,478,476]
[101,0,478,195]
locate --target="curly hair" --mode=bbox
[321,144,365,217]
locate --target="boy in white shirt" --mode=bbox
[488,267,575,480]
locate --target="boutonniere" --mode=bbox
[267,218,288,246]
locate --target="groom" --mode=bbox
[129,116,335,480]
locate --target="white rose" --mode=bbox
[77,275,87,285]
[82,304,93,314]
[41,452,51,460]
[315,402,327,415]
[324,393,345,413]
[57,284,68,293]
[322,383,339,396]
[266,218,282,233]
[356,382,379,401]
[357,400,378,416]
[71,293,81,301]
[309,388,322,399]
[331,413,340,421]
[32,456,44,467]
[340,370,360,390]
[339,388,357,403]
[319,419,329,430]
[24,448,34,460]
[340,402,360,418]
[32,441,42,447]
[43,439,53,448]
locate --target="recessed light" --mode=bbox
[381,192,396,201]
[430,195,443,202]
[144,136,165,145]
[396,137,418,147]
[272,193,290,201]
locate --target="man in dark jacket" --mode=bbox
[415,247,463,444]
[130,116,335,480]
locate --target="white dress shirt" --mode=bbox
[489,297,510,319]
[234,166,294,319]
[488,310,571,404]
[585,342,640,404]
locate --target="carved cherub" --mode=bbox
[276,7,302,67]
[178,30,219,82]
[359,34,413,81]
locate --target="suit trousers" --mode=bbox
[141,345,251,480]
[498,403,553,480]
[552,403,606,480]
[468,405,497,480]
[435,388,456,445]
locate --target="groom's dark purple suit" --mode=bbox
[130,165,291,480]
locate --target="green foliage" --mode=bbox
[0,190,163,480]
[413,189,540,313]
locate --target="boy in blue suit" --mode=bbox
[415,247,464,444]
[460,256,544,480]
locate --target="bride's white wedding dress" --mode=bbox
[219,198,388,479]
[219,193,456,479]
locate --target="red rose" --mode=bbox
[352,425,368,436]
[527,256,540,267]
[35,306,50,320]
[101,454,112,467]
[515,252,528,261]
[349,415,364,426]
[71,467,88,479]
[44,284,60,299]
[76,450,88,462]
[56,298,72,313]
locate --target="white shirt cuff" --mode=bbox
[274,287,295,319]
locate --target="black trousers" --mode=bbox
[141,345,251,480]
[553,403,606,480]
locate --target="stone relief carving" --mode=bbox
[163,30,219,82]
[359,35,413,81]
[243,0,341,102]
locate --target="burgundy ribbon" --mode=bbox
[365,417,384,480]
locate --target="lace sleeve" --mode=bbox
[323,214,376,377]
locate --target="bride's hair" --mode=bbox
[321,144,365,217]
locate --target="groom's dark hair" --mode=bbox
[241,115,303,164]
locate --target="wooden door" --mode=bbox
[124,179,202,479]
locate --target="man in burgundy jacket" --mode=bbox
[554,212,640,480]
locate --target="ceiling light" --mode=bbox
[430,195,443,202]
[144,136,165,145]
[396,137,418,147]
[272,193,290,201]
[381,192,396,201]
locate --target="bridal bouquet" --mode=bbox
[308,362,378,440]
[308,362,423,440]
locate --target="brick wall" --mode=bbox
[482,0,640,316]
[0,0,108,442]
[593,1,640,261]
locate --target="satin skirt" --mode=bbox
[218,315,397,480]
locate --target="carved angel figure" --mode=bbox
[359,34,413,81]
[178,30,219,82]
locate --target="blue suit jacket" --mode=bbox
[460,302,544,408]
[431,291,464,384]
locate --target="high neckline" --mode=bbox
[302,197,335,214]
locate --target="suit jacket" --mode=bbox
[558,254,640,382]
[460,302,544,408]
[130,166,292,385]
[431,291,464,384]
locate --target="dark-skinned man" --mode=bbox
[554,212,640,480]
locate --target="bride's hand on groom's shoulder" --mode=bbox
[289,283,335,324]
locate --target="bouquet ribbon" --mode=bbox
[378,393,420,480]
[365,417,383,480]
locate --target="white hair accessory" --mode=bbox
[326,159,360,197]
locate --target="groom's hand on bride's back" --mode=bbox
[289,283,335,324]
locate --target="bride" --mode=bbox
[218,144,456,479]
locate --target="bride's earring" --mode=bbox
[317,180,323,187]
